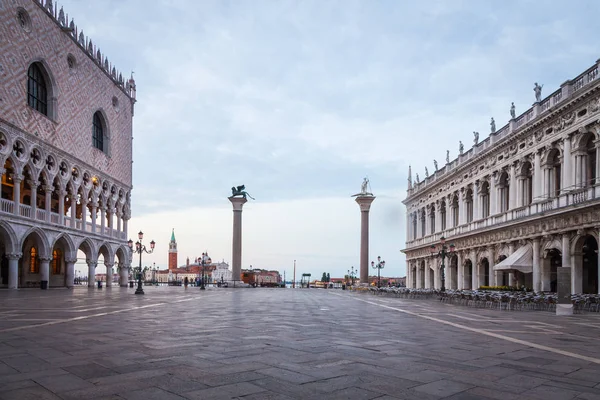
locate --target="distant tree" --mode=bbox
[326,273,330,282]
[321,272,327,282]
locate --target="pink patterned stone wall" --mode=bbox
[0,0,134,186]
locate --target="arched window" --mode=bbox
[586,135,597,187]
[519,162,533,206]
[412,213,417,240]
[451,194,459,227]
[481,181,490,218]
[29,247,39,273]
[52,249,62,274]
[466,188,474,223]
[27,63,48,115]
[420,208,426,237]
[92,112,104,151]
[440,200,446,231]
[499,171,510,212]
[429,204,436,234]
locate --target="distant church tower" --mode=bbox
[168,229,178,270]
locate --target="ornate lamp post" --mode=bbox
[128,231,155,295]
[199,252,209,290]
[371,256,385,288]
[347,266,357,286]
[430,236,455,292]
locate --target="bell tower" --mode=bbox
[168,228,177,270]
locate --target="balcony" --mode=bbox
[406,186,599,250]
[0,197,127,240]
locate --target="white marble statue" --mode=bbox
[534,82,543,103]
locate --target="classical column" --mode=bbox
[12,174,22,216]
[81,198,87,231]
[457,251,464,290]
[65,258,76,288]
[595,140,600,185]
[100,205,106,235]
[44,185,52,222]
[509,164,516,209]
[7,253,21,289]
[471,250,479,289]
[489,174,497,216]
[473,181,480,220]
[229,196,248,283]
[563,136,572,191]
[425,207,432,236]
[562,233,572,292]
[459,190,467,225]
[119,263,128,287]
[416,264,422,288]
[87,260,97,287]
[532,237,540,292]
[91,201,98,234]
[424,260,431,288]
[355,194,375,284]
[40,257,51,289]
[70,194,77,228]
[105,262,113,288]
[116,210,122,236]
[434,201,441,233]
[533,151,541,201]
[446,195,452,229]
[57,189,65,225]
[30,180,38,219]
[507,242,515,286]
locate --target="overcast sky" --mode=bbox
[64,0,600,281]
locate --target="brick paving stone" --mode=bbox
[3,288,600,399]
[0,384,63,400]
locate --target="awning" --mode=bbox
[493,244,533,273]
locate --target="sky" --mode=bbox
[63,0,600,281]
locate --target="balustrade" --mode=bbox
[19,204,31,218]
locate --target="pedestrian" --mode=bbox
[184,277,188,288]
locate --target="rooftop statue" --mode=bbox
[473,131,479,145]
[425,167,429,178]
[231,185,255,200]
[459,141,464,155]
[510,102,516,119]
[534,82,543,103]
[490,117,496,133]
[433,159,438,171]
[446,150,450,164]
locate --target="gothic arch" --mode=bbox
[76,237,96,261]
[19,226,50,258]
[51,233,76,260]
[26,58,59,120]
[0,220,18,254]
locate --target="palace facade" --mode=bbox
[403,59,600,294]
[0,0,135,288]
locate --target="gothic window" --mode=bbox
[92,112,105,151]
[27,63,48,115]
[52,249,62,274]
[29,247,38,273]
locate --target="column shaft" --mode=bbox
[532,238,540,292]
[7,253,20,289]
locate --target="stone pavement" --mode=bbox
[1,287,600,399]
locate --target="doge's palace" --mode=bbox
[403,59,600,295]
[0,0,135,289]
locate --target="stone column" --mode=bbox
[91,202,98,234]
[7,253,21,289]
[30,181,38,219]
[533,151,541,201]
[489,174,497,216]
[457,251,464,290]
[472,250,479,289]
[509,163,516,210]
[229,196,248,283]
[100,205,106,235]
[87,260,97,287]
[12,174,22,216]
[355,195,375,285]
[45,185,52,222]
[434,201,441,233]
[116,210,122,237]
[562,233,573,293]
[105,262,113,288]
[508,242,515,286]
[70,194,77,228]
[532,237,540,292]
[424,260,431,288]
[65,258,76,288]
[58,189,66,225]
[40,257,51,289]
[446,195,452,229]
[81,199,87,231]
[416,264,422,288]
[595,140,600,185]
[119,263,128,287]
[563,136,573,191]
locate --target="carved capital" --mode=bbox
[6,253,22,260]
[64,258,78,264]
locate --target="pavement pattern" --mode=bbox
[1,286,600,399]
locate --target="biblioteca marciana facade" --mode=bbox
[0,0,135,288]
[403,59,600,295]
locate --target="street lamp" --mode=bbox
[347,266,356,286]
[128,230,155,295]
[371,256,385,288]
[199,252,209,290]
[430,236,455,292]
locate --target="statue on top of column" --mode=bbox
[360,177,369,194]
[231,185,255,200]
[534,82,543,103]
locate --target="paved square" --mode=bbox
[2,287,600,399]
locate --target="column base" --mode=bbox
[556,304,573,316]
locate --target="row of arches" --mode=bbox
[408,233,599,294]
[0,220,130,288]
[409,133,599,240]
